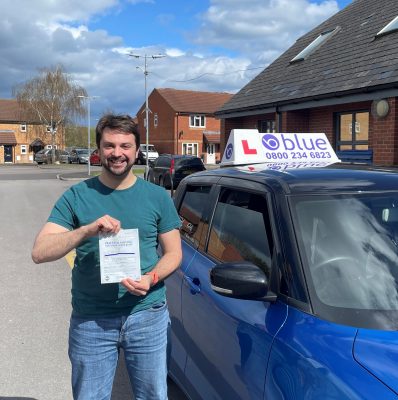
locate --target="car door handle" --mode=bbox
[183,276,201,294]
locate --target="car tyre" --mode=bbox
[163,175,172,190]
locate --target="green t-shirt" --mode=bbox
[48,176,181,316]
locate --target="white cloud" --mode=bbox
[165,48,186,57]
[194,0,339,63]
[0,0,344,120]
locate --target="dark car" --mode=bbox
[147,154,205,189]
[165,130,398,400]
[69,148,89,164]
[89,149,101,166]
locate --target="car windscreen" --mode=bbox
[290,192,398,329]
[77,150,89,154]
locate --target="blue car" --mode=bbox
[165,131,398,399]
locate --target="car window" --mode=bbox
[179,185,212,248]
[207,188,274,278]
[175,157,203,167]
[156,157,169,167]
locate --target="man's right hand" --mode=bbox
[85,214,121,237]
[32,215,121,264]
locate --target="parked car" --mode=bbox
[34,149,50,164]
[34,148,61,164]
[58,150,70,164]
[140,144,159,162]
[90,149,101,166]
[165,130,398,400]
[147,154,205,189]
[69,148,89,164]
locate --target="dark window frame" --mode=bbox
[335,109,370,151]
[258,119,276,133]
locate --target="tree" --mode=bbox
[13,64,87,163]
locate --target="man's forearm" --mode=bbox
[151,251,182,283]
[32,226,88,264]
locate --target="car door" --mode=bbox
[180,178,288,400]
[167,178,218,389]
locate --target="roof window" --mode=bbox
[376,16,398,37]
[290,27,339,63]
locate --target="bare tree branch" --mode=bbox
[13,64,88,163]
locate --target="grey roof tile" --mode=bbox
[218,0,398,114]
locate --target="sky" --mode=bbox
[1,0,352,122]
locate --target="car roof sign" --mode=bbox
[220,129,340,169]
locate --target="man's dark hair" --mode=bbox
[95,114,140,148]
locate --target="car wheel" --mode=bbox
[163,175,172,190]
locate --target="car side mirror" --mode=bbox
[210,261,276,301]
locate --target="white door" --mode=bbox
[207,144,215,164]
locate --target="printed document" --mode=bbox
[99,229,141,284]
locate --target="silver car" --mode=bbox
[69,148,89,164]
[34,149,54,164]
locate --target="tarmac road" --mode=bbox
[0,164,186,400]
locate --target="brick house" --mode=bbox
[216,0,398,166]
[136,88,232,164]
[0,99,65,164]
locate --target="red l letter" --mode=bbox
[242,140,257,154]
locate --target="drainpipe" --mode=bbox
[176,112,179,155]
[276,105,282,133]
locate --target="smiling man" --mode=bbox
[31,114,182,400]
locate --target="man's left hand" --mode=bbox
[121,275,152,296]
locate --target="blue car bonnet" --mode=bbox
[354,330,398,394]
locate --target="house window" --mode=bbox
[20,124,27,132]
[183,143,198,156]
[376,16,398,37]
[21,145,27,154]
[258,120,276,133]
[154,113,158,127]
[336,111,369,151]
[190,115,205,128]
[290,27,340,63]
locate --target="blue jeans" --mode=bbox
[68,302,169,400]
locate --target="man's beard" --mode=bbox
[102,156,134,177]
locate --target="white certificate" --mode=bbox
[99,228,141,284]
